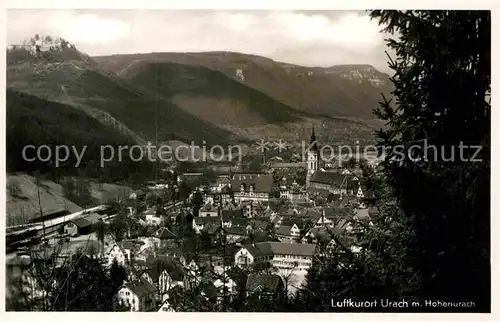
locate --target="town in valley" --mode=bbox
[5,9,491,313]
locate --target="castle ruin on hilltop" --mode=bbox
[7,34,76,56]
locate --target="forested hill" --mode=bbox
[6,89,157,182]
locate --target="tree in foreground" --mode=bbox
[108,214,128,241]
[109,258,128,295]
[370,10,490,311]
[298,10,490,312]
[49,252,115,311]
[7,246,127,311]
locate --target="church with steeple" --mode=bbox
[305,126,360,197]
[306,127,320,188]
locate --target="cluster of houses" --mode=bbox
[103,219,305,312]
[117,199,372,310]
[6,128,381,312]
[7,181,374,311]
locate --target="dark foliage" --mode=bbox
[49,253,117,311]
[297,10,490,313]
[369,10,490,311]
[6,89,158,183]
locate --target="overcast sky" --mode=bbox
[7,9,392,73]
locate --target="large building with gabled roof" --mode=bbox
[234,242,317,273]
[231,173,273,203]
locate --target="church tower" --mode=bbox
[306,126,319,188]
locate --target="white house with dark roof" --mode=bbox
[107,244,129,266]
[142,207,162,226]
[192,216,221,234]
[231,174,273,203]
[278,215,309,230]
[150,227,177,248]
[115,277,157,312]
[308,170,359,195]
[221,207,244,227]
[301,226,361,254]
[234,246,255,267]
[158,299,175,312]
[310,208,354,231]
[356,185,365,199]
[245,273,286,304]
[301,226,330,244]
[301,225,348,245]
[275,224,301,243]
[234,242,317,274]
[63,212,103,236]
[212,174,231,192]
[64,218,92,236]
[241,200,266,218]
[199,203,219,217]
[206,186,234,206]
[260,205,276,218]
[223,226,249,243]
[142,255,186,301]
[288,188,309,204]
[211,271,238,297]
[271,214,282,228]
[107,240,141,266]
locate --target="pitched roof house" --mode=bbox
[115,277,157,312]
[107,240,143,266]
[221,208,244,227]
[231,174,274,203]
[199,203,219,217]
[158,298,175,312]
[260,206,276,218]
[245,273,285,304]
[240,233,280,245]
[309,171,359,195]
[63,212,103,236]
[193,216,221,234]
[223,226,249,243]
[142,255,186,300]
[275,224,301,243]
[154,227,177,240]
[235,242,317,272]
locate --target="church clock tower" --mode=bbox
[306,126,319,188]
